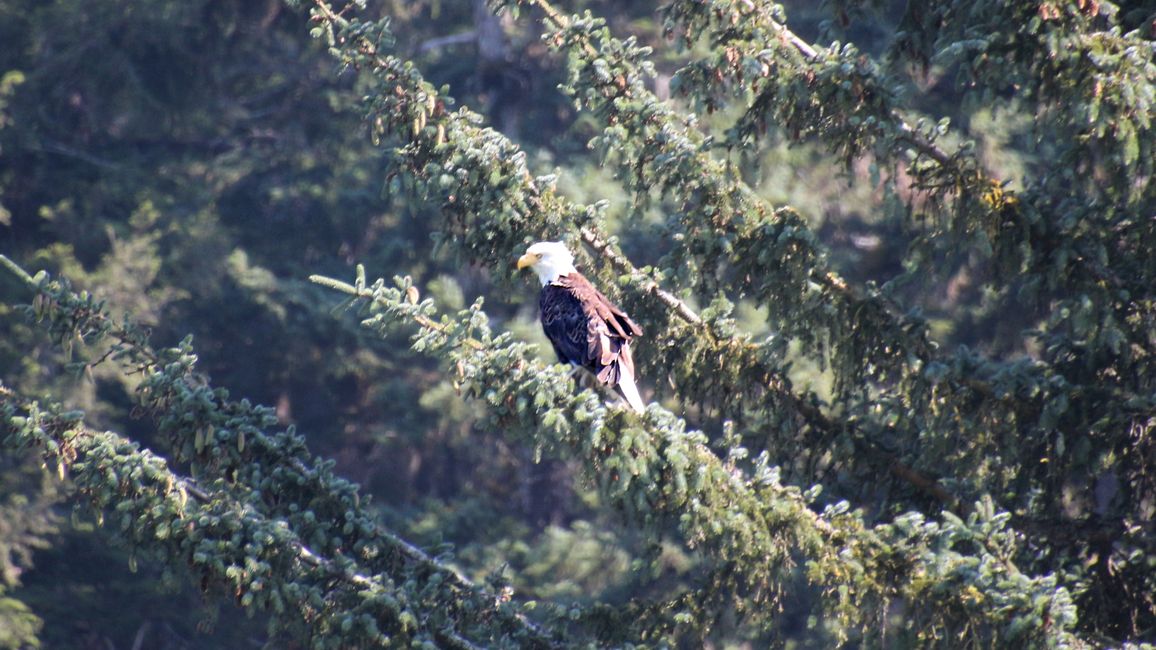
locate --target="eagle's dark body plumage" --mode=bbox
[539,272,643,390]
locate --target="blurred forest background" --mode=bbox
[1,0,1154,648]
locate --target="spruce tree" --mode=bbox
[1,0,1154,647]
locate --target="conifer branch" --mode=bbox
[888,0,1154,191]
[0,257,561,649]
[0,387,457,647]
[324,268,1081,647]
[770,16,955,167]
[660,0,995,209]
[661,0,1155,308]
[577,227,703,327]
[577,228,963,511]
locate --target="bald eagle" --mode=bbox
[517,241,646,413]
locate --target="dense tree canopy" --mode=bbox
[1,0,1154,647]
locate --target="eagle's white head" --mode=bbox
[517,241,578,286]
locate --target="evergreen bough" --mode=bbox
[3,0,1154,646]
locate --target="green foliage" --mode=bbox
[0,593,42,650]
[1,261,558,648]
[1,0,1154,646]
[311,267,1080,646]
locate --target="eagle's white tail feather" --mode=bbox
[616,374,646,413]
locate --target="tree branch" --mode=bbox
[0,386,477,647]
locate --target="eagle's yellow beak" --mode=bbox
[516,253,537,270]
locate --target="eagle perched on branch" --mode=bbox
[517,241,646,413]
